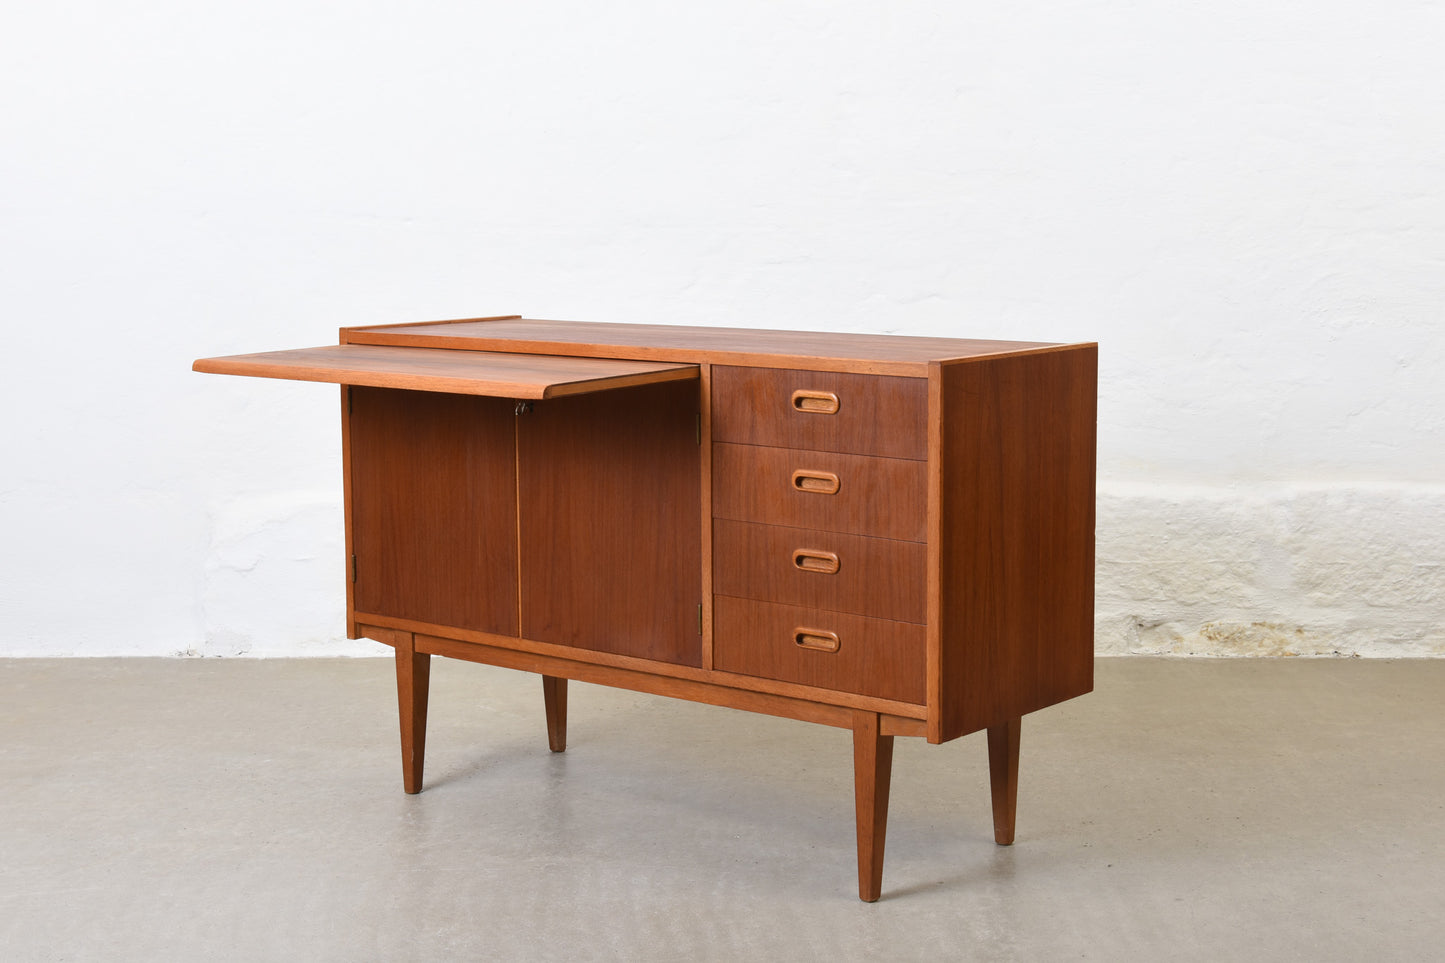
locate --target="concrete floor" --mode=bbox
[2,658,1442,962]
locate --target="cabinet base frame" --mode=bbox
[368,625,1022,902]
[355,615,927,727]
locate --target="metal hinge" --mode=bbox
[515,401,534,416]
[697,602,703,635]
[696,412,702,445]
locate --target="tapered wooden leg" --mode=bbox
[542,675,567,753]
[853,711,895,902]
[987,716,1021,845]
[395,632,430,794]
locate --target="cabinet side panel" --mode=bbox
[518,380,703,667]
[349,387,520,635]
[936,346,1096,741]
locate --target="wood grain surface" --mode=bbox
[343,317,1062,376]
[543,675,567,753]
[394,632,430,794]
[988,717,1021,845]
[193,344,698,398]
[349,387,520,635]
[711,365,928,459]
[354,609,928,720]
[712,443,927,542]
[932,345,1097,742]
[852,711,894,902]
[713,596,926,704]
[518,380,703,666]
[415,633,862,731]
[712,519,926,624]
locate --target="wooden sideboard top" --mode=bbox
[342,316,1084,376]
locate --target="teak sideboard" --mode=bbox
[194,315,1097,901]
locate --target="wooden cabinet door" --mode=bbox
[517,380,702,666]
[348,387,519,635]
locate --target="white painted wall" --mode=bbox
[3,2,1442,656]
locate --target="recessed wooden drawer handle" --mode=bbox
[794,628,841,653]
[791,469,840,494]
[791,389,840,414]
[792,549,840,574]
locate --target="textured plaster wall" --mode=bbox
[1097,487,1445,656]
[2,2,1442,656]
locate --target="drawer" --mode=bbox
[711,366,927,460]
[713,519,925,624]
[712,443,927,542]
[713,597,926,705]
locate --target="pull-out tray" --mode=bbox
[193,344,699,399]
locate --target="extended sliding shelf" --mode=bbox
[192,343,699,399]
